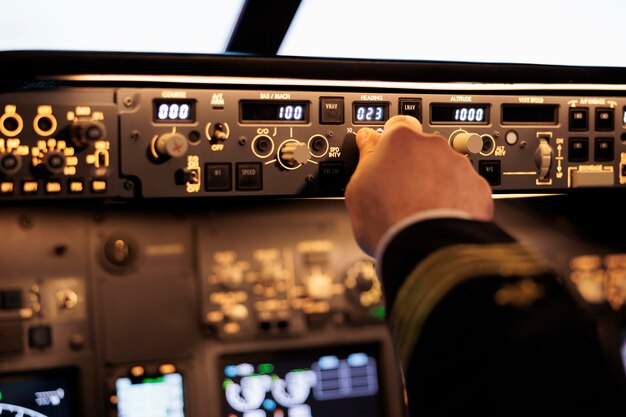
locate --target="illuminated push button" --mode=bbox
[156,132,188,158]
[595,137,614,161]
[320,97,344,124]
[0,181,14,195]
[236,163,262,191]
[22,180,38,194]
[69,180,84,194]
[569,108,588,131]
[45,181,62,194]
[91,180,107,193]
[205,163,232,191]
[568,137,589,162]
[398,98,422,121]
[595,108,614,131]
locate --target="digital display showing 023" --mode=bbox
[352,103,389,124]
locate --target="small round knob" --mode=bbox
[280,142,309,167]
[0,153,22,175]
[56,289,78,310]
[450,131,483,155]
[156,132,189,158]
[345,260,382,307]
[71,121,107,148]
[43,151,66,174]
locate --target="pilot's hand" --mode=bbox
[345,115,494,255]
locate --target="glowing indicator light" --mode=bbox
[347,353,368,367]
[368,306,386,320]
[263,399,277,411]
[318,355,339,370]
[258,363,274,374]
[237,363,254,376]
[224,365,238,378]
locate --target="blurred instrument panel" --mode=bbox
[0,200,404,417]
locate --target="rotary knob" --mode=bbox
[71,120,107,148]
[156,132,189,158]
[43,151,66,174]
[449,130,483,155]
[279,142,309,168]
[0,152,22,175]
[345,260,382,307]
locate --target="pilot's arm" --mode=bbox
[345,116,624,415]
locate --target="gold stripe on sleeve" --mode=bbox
[390,242,554,368]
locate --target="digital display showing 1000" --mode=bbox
[430,104,489,124]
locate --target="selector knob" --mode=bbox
[449,131,483,155]
[43,151,66,174]
[156,132,189,158]
[280,142,309,167]
[71,120,106,148]
[535,138,553,179]
[0,153,22,175]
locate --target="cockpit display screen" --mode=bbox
[0,368,77,417]
[221,345,382,417]
[115,372,185,417]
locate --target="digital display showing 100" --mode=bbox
[240,101,309,123]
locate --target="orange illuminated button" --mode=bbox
[22,180,38,194]
[0,181,14,194]
[45,181,62,194]
[91,180,107,193]
[69,180,84,193]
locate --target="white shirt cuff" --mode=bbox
[374,209,472,280]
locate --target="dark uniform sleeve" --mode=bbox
[380,218,625,415]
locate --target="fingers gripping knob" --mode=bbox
[280,142,309,167]
[450,131,483,155]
